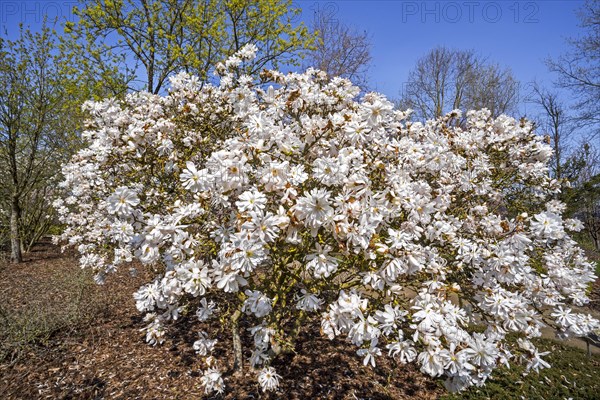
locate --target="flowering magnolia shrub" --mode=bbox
[55,45,599,394]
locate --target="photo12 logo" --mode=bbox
[1,1,77,25]
[400,1,540,24]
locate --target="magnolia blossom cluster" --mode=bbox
[55,45,598,394]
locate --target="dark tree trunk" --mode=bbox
[10,194,22,263]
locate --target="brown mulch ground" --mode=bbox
[0,243,443,400]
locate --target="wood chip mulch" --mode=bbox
[0,243,443,399]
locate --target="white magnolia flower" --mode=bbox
[180,161,207,192]
[530,212,565,240]
[293,188,334,235]
[106,186,139,216]
[564,218,584,232]
[243,290,273,318]
[357,338,383,367]
[196,298,217,321]
[258,366,281,392]
[193,331,217,356]
[200,368,224,394]
[236,189,267,212]
[387,338,417,364]
[305,243,339,278]
[296,289,323,312]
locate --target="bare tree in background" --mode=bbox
[465,64,519,119]
[399,48,474,119]
[306,7,372,90]
[530,84,575,180]
[547,0,600,135]
[400,47,519,120]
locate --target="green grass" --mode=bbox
[441,338,600,400]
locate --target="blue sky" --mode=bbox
[1,0,586,115]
